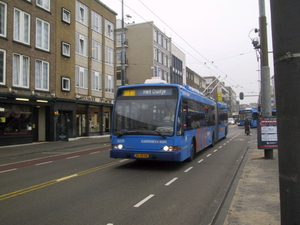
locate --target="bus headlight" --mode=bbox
[115,144,123,149]
[163,146,173,151]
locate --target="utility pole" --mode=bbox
[121,0,125,86]
[270,1,300,224]
[258,0,272,158]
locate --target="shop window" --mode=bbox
[0,104,32,136]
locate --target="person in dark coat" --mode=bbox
[244,118,251,134]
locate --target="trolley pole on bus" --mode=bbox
[258,0,272,159]
[270,0,300,223]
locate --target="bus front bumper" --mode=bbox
[110,149,182,162]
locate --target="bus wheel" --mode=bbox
[187,140,196,162]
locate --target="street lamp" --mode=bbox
[121,0,125,86]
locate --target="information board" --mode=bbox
[257,117,278,149]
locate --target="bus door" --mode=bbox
[181,102,194,157]
[213,102,219,143]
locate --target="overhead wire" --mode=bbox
[120,0,258,93]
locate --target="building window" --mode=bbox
[75,65,88,88]
[61,41,71,57]
[92,10,102,33]
[0,49,6,85]
[105,74,114,93]
[76,1,88,26]
[61,77,70,91]
[154,48,157,61]
[62,8,71,24]
[164,55,168,67]
[36,18,50,51]
[36,0,50,11]
[105,46,114,67]
[14,8,30,45]
[92,71,102,91]
[75,33,88,57]
[116,50,121,64]
[35,59,49,91]
[158,50,162,64]
[105,19,114,40]
[153,29,157,42]
[0,2,7,37]
[13,53,29,88]
[92,40,101,61]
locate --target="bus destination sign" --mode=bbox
[123,88,173,96]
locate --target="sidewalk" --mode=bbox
[0,135,281,224]
[223,140,281,224]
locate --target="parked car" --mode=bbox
[228,117,235,125]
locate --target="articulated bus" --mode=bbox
[237,108,259,127]
[110,79,228,162]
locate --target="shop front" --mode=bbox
[0,96,55,146]
[0,96,113,146]
[75,102,112,137]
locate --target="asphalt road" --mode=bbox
[0,126,249,225]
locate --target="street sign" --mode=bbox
[217,93,222,101]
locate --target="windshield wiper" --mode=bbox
[152,130,167,139]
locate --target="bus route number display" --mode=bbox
[257,117,278,149]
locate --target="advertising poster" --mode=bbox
[257,117,278,149]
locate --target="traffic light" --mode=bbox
[239,92,244,100]
[258,104,262,112]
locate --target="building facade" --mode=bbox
[116,21,172,85]
[0,0,117,146]
[186,67,206,92]
[171,43,185,85]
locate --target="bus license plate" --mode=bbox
[135,154,149,158]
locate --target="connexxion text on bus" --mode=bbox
[110,78,228,162]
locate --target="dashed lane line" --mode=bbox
[165,177,178,186]
[133,194,155,208]
[184,167,193,173]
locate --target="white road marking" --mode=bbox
[206,154,212,157]
[184,167,193,173]
[213,149,218,152]
[119,159,129,163]
[0,168,17,173]
[165,177,178,186]
[36,161,53,166]
[198,159,204,163]
[56,174,78,182]
[134,194,155,208]
[90,151,100,155]
[67,156,79,160]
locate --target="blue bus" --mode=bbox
[237,108,259,127]
[110,79,228,162]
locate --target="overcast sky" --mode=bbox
[100,0,274,104]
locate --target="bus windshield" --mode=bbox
[238,110,252,121]
[113,97,178,137]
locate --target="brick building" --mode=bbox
[0,0,117,146]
